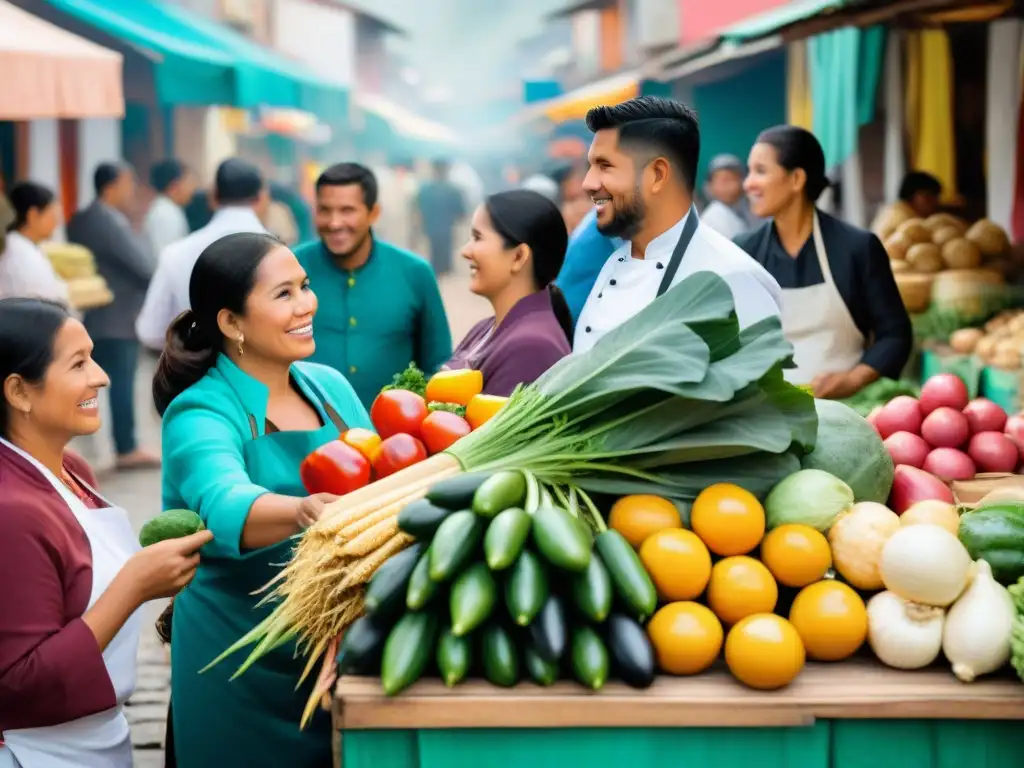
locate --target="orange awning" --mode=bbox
[0,0,123,120]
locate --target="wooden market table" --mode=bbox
[333,660,1024,768]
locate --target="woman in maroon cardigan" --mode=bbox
[0,298,211,768]
[446,190,573,395]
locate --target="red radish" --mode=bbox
[919,373,969,415]
[1005,413,1024,447]
[967,431,1020,473]
[889,465,956,514]
[923,448,977,481]
[883,431,931,468]
[875,396,923,439]
[920,407,970,448]
[962,398,1007,434]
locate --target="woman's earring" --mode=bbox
[237,335,245,356]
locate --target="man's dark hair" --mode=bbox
[898,171,942,203]
[316,163,378,209]
[585,96,700,190]
[94,161,129,196]
[214,158,263,205]
[589,96,700,191]
[151,159,187,193]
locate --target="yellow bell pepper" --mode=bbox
[425,369,484,407]
[465,394,509,430]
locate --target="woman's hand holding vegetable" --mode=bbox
[84,529,213,651]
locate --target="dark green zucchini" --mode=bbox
[406,549,440,610]
[428,510,484,582]
[472,471,528,519]
[481,623,519,687]
[529,593,567,663]
[595,530,657,621]
[363,543,423,618]
[504,549,549,626]
[571,554,613,623]
[335,613,390,675]
[524,644,559,686]
[571,624,609,690]
[484,507,531,570]
[959,503,1024,585]
[427,472,493,511]
[532,506,592,573]
[380,611,439,696]
[397,500,454,539]
[450,562,497,637]
[436,626,472,688]
[605,613,655,688]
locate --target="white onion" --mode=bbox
[942,559,1015,682]
[867,591,945,669]
[879,524,973,607]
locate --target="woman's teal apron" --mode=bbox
[171,379,346,767]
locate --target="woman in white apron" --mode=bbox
[0,298,211,768]
[734,126,913,399]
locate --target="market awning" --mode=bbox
[529,72,640,124]
[355,94,459,146]
[40,0,346,111]
[0,0,123,119]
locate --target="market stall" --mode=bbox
[332,661,1024,768]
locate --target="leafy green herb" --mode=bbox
[1009,577,1024,682]
[428,401,467,417]
[446,271,817,508]
[381,362,427,398]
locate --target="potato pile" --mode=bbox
[948,310,1024,370]
[877,211,1012,313]
[882,213,1010,273]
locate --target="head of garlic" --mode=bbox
[867,591,945,670]
[942,559,1015,682]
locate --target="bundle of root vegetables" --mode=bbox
[207,272,820,723]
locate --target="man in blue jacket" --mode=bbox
[554,207,622,322]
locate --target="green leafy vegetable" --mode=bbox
[428,401,467,417]
[381,363,427,398]
[1008,577,1024,682]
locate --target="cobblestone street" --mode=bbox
[70,261,488,765]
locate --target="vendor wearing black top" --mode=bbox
[735,126,912,400]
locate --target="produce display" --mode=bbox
[195,272,1024,731]
[871,373,1024,481]
[879,212,1011,315]
[950,310,1024,370]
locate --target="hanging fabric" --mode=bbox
[787,40,813,130]
[904,29,958,202]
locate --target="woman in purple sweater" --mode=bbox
[446,190,573,395]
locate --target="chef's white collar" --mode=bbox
[631,210,690,261]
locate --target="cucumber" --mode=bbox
[484,507,531,571]
[571,554,613,623]
[380,611,439,696]
[595,530,657,621]
[958,503,1024,585]
[429,510,484,582]
[397,500,454,539]
[364,543,424,618]
[472,471,528,519]
[427,472,493,511]
[606,613,655,689]
[436,626,472,687]
[504,549,549,626]
[524,644,559,686]
[335,613,390,675]
[481,623,519,687]
[529,593,567,663]
[406,549,440,610]
[571,624,609,691]
[450,562,497,637]
[532,506,592,573]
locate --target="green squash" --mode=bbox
[800,399,894,504]
[958,503,1024,586]
[138,509,205,548]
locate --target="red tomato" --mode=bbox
[420,411,472,454]
[372,433,428,478]
[300,440,371,495]
[370,390,429,440]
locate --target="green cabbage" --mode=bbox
[764,468,854,532]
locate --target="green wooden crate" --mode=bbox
[980,366,1023,414]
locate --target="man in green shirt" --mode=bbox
[294,163,453,408]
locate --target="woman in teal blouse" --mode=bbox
[154,232,371,767]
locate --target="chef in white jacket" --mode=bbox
[135,158,269,351]
[574,97,782,355]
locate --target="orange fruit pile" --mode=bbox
[609,484,867,691]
